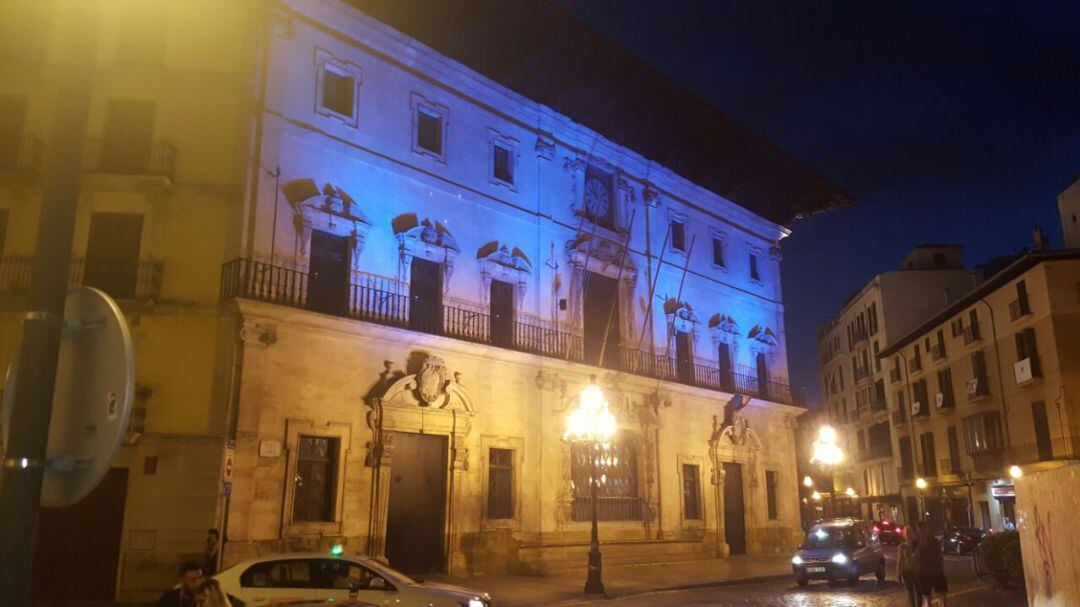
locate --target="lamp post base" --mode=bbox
[584,546,605,594]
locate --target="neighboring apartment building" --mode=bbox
[878,250,1080,533]
[1059,176,1080,248]
[0,0,851,601]
[816,245,976,522]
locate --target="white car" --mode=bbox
[215,552,491,607]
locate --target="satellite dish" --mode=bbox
[1,287,134,507]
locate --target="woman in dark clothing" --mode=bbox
[915,522,948,606]
[897,524,922,607]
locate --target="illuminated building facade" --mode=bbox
[0,0,850,599]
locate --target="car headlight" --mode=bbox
[461,599,486,607]
[791,555,803,565]
[831,553,849,565]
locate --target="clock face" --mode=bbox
[584,177,611,217]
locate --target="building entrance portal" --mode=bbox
[385,431,449,573]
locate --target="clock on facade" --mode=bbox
[584,176,611,218]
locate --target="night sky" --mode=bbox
[555,0,1080,406]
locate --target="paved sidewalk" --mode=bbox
[423,555,794,606]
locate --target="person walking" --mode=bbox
[897,523,922,607]
[204,529,221,575]
[915,521,949,607]
[157,562,204,607]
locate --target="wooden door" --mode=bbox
[84,212,143,299]
[409,258,443,334]
[1032,401,1053,461]
[755,352,769,399]
[385,432,448,574]
[31,468,128,600]
[490,279,515,347]
[723,462,746,555]
[102,99,155,173]
[583,272,619,369]
[0,94,27,169]
[307,230,350,316]
[717,343,733,390]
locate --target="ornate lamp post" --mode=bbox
[563,376,617,595]
[809,425,845,517]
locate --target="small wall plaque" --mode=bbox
[259,440,283,458]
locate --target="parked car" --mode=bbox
[791,518,886,586]
[872,520,905,545]
[215,552,491,607]
[942,526,990,555]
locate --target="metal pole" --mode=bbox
[0,6,98,604]
[585,441,604,594]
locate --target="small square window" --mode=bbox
[749,253,760,281]
[321,68,355,118]
[671,220,686,252]
[417,110,442,155]
[493,144,513,184]
[711,237,724,266]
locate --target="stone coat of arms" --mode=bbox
[415,355,448,406]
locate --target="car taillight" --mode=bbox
[873,526,880,534]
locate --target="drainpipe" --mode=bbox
[896,350,921,524]
[973,298,1012,453]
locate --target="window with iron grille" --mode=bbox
[570,440,640,521]
[765,470,779,520]
[487,448,514,519]
[682,464,701,520]
[294,436,339,522]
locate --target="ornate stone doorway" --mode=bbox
[385,431,449,573]
[722,461,746,555]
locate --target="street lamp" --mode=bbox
[809,425,845,516]
[915,477,928,522]
[1008,465,1023,479]
[803,475,814,488]
[845,487,856,497]
[563,376,617,595]
[811,490,822,501]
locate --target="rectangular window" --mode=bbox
[765,470,779,520]
[84,212,144,299]
[1032,401,1053,461]
[417,109,443,154]
[920,432,937,477]
[896,389,907,422]
[0,94,28,171]
[571,441,640,521]
[913,344,922,370]
[321,67,356,118]
[1015,328,1041,376]
[947,426,962,473]
[711,237,725,266]
[670,220,686,252]
[912,379,929,414]
[682,464,702,520]
[749,253,760,281]
[487,448,515,519]
[868,302,879,335]
[899,436,914,479]
[873,342,881,372]
[1016,280,1030,314]
[937,367,955,409]
[962,411,1004,454]
[970,350,989,397]
[294,436,339,522]
[492,143,514,184]
[101,99,156,173]
[114,1,167,65]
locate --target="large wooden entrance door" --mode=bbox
[583,272,619,369]
[31,468,128,601]
[723,462,746,555]
[386,432,448,574]
[84,212,143,299]
[307,230,350,316]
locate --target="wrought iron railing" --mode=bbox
[220,258,795,403]
[83,137,177,179]
[571,496,644,522]
[0,255,163,300]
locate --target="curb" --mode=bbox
[536,572,793,606]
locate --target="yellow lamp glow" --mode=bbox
[803,475,813,488]
[811,490,822,501]
[845,487,856,497]
[563,378,617,444]
[809,425,844,466]
[915,478,928,490]
[1009,465,1023,479]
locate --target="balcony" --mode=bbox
[938,458,963,475]
[963,324,981,344]
[0,255,163,301]
[859,444,893,462]
[852,327,869,343]
[221,258,795,404]
[930,344,946,362]
[908,358,922,373]
[1008,299,1031,321]
[854,366,871,384]
[897,465,914,481]
[0,133,44,177]
[891,410,907,426]
[83,137,176,189]
[889,367,902,383]
[965,377,990,402]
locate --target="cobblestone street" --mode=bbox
[579,552,1028,607]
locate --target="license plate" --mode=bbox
[807,566,826,573]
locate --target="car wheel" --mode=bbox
[875,559,886,582]
[796,577,809,587]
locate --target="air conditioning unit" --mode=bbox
[1014,358,1033,385]
[935,393,945,409]
[965,378,979,396]
[911,401,922,415]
